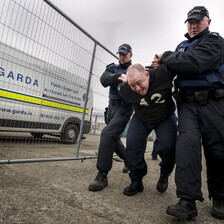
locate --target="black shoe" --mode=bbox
[122,165,129,173]
[166,198,198,219]
[123,180,144,196]
[211,199,224,220]
[156,173,169,193]
[88,171,108,191]
[151,156,158,160]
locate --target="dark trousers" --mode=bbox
[126,113,177,181]
[175,98,224,201]
[151,137,158,158]
[96,104,133,172]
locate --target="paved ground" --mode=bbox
[0,133,223,224]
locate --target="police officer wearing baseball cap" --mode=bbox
[152,6,224,220]
[88,44,133,192]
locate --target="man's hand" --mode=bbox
[151,54,162,69]
[118,74,127,83]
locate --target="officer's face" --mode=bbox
[187,16,211,38]
[119,52,132,64]
[127,70,149,96]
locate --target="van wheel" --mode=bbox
[61,124,79,144]
[31,133,44,139]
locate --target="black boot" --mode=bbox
[88,171,108,191]
[166,198,198,219]
[211,199,224,220]
[123,180,144,196]
[156,173,169,193]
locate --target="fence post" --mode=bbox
[76,42,97,157]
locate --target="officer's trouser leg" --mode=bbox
[96,106,131,172]
[201,99,224,200]
[175,103,203,201]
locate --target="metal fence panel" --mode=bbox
[0,0,118,164]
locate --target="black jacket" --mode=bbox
[161,28,224,77]
[100,61,132,100]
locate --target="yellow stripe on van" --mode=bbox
[1,89,42,104]
[42,100,84,113]
[0,89,89,114]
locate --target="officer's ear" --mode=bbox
[208,19,211,25]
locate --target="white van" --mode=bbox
[0,42,93,143]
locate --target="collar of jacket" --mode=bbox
[119,60,132,69]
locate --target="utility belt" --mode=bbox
[179,86,224,106]
[109,99,124,106]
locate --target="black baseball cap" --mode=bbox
[185,6,209,23]
[117,44,132,54]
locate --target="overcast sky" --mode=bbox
[50,0,223,66]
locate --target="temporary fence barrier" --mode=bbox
[0,0,119,164]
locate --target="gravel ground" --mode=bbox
[0,134,223,224]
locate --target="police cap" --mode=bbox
[185,6,209,23]
[117,44,132,55]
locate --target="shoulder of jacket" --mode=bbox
[106,63,116,68]
[209,32,219,37]
[205,32,221,40]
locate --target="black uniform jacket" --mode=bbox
[100,61,132,100]
[161,28,224,76]
[118,66,175,124]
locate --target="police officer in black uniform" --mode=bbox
[88,44,133,191]
[152,6,224,220]
[118,63,177,196]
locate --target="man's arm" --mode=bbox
[161,34,222,75]
[100,63,120,87]
[117,82,131,104]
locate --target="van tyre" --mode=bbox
[61,124,79,144]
